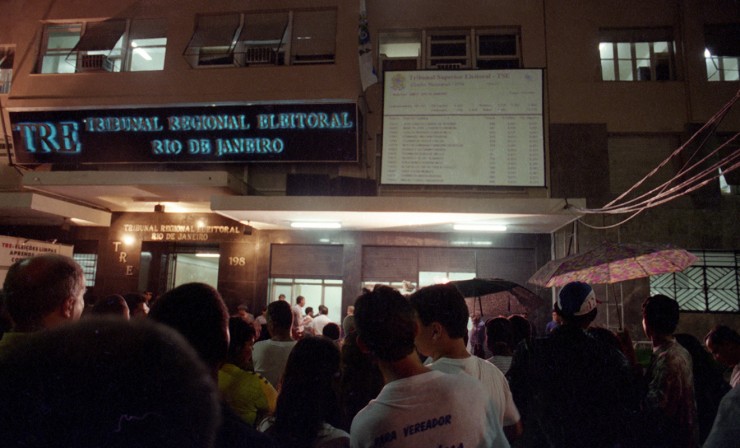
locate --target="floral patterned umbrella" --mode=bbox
[527,241,697,288]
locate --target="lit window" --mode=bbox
[38,20,167,74]
[704,24,740,82]
[39,23,82,73]
[599,28,676,81]
[0,46,13,93]
[650,251,740,313]
[128,19,167,71]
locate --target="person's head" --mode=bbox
[642,294,680,339]
[235,304,254,324]
[0,317,220,448]
[304,306,314,317]
[354,285,417,362]
[318,305,329,316]
[346,305,355,316]
[555,281,599,328]
[508,314,533,346]
[90,294,130,319]
[2,254,86,331]
[266,299,293,333]
[322,322,341,341]
[278,294,286,301]
[485,317,514,355]
[226,316,257,368]
[704,325,740,367]
[273,336,342,447]
[123,292,150,318]
[408,284,468,358]
[148,283,229,373]
[296,295,306,307]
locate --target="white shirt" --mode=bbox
[731,364,740,388]
[252,339,297,388]
[350,370,509,448]
[309,314,332,336]
[428,355,520,427]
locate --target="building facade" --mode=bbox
[0,0,738,337]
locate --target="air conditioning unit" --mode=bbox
[76,53,113,72]
[434,62,464,70]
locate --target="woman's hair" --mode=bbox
[272,336,342,448]
[226,316,256,364]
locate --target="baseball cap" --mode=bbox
[557,282,599,317]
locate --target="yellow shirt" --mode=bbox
[218,363,277,426]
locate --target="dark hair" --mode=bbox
[318,305,329,315]
[642,294,680,335]
[354,285,416,362]
[148,283,229,369]
[508,314,533,346]
[91,294,129,318]
[2,254,85,329]
[485,317,514,354]
[267,300,293,329]
[227,316,256,362]
[296,295,305,305]
[123,292,147,315]
[338,331,384,431]
[409,284,469,339]
[304,306,314,316]
[0,317,220,448]
[272,336,343,448]
[322,322,341,341]
[705,325,740,346]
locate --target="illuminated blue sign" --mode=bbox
[10,103,358,164]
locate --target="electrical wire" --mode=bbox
[570,88,740,224]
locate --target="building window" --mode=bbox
[378,28,521,79]
[650,250,740,313]
[0,46,13,93]
[704,24,740,82]
[37,19,166,74]
[73,253,98,287]
[128,19,167,71]
[184,9,336,68]
[599,28,676,81]
[269,278,343,323]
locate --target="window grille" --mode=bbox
[650,250,740,313]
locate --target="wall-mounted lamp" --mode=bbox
[154,204,165,213]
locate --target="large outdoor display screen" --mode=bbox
[381,69,545,187]
[10,102,358,165]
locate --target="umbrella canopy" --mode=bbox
[448,278,545,317]
[527,241,697,288]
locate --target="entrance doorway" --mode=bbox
[140,242,220,296]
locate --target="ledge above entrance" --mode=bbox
[211,196,586,234]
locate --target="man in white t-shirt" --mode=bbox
[290,295,305,339]
[308,305,331,336]
[252,300,297,388]
[409,283,522,443]
[350,285,509,448]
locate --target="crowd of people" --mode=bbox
[0,253,738,447]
